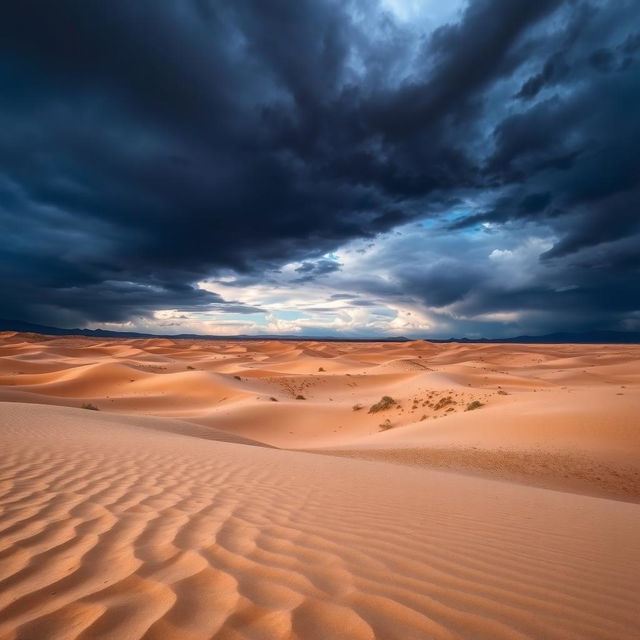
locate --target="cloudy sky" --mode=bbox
[1,0,638,338]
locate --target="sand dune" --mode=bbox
[1,332,639,638]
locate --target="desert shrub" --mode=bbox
[295,394,306,400]
[379,419,393,431]
[233,375,241,380]
[186,365,196,370]
[81,403,99,411]
[466,400,484,411]
[270,397,278,402]
[497,389,509,395]
[369,395,396,413]
[433,396,453,410]
[318,367,325,372]
[352,403,364,411]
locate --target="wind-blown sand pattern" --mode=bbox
[1,332,639,638]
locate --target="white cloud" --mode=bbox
[88,220,562,338]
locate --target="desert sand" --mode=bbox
[0,331,639,638]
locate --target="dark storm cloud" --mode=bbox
[515,52,570,100]
[294,258,341,283]
[0,0,638,333]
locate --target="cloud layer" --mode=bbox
[0,0,638,336]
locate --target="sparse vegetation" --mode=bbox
[318,367,325,372]
[352,403,364,411]
[379,419,393,431]
[186,365,196,370]
[368,395,397,413]
[295,394,306,400]
[233,375,241,380]
[270,397,278,402]
[497,389,509,395]
[466,400,484,411]
[81,403,99,411]
[433,396,454,410]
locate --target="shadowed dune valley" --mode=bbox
[0,331,639,639]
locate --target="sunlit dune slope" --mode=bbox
[1,332,638,500]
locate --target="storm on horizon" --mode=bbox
[1,0,638,338]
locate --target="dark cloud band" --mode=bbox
[0,0,638,334]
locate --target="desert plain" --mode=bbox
[0,330,639,639]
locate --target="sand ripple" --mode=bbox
[1,403,639,639]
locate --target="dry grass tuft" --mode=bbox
[369,396,396,413]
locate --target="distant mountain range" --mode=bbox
[1,318,639,344]
[0,319,407,342]
[442,331,640,344]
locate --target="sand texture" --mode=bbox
[1,332,639,638]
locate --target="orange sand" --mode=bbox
[0,332,639,638]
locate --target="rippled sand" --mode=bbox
[1,332,639,638]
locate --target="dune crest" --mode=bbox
[1,332,639,498]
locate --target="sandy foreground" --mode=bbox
[0,332,639,639]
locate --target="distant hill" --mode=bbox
[0,318,638,343]
[433,331,640,344]
[0,319,408,342]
